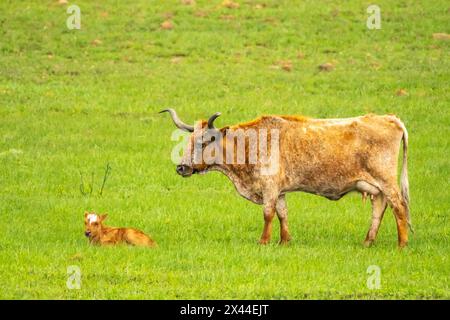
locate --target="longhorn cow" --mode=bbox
[160,109,411,247]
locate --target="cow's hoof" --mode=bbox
[278,238,291,245]
[398,241,408,248]
[258,239,270,245]
[363,239,374,248]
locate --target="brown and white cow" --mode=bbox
[161,109,411,247]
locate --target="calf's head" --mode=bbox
[84,212,108,237]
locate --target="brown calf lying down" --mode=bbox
[84,212,156,247]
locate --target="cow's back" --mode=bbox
[275,114,404,197]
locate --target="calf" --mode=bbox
[84,212,156,247]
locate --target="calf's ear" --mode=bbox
[100,214,108,221]
[84,211,89,218]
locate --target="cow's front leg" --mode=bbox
[276,195,291,245]
[259,197,277,245]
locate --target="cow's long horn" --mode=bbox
[207,112,221,130]
[159,108,194,132]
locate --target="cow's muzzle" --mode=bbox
[176,164,193,177]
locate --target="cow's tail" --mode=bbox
[396,118,413,233]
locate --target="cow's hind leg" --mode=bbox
[364,193,387,247]
[384,186,409,247]
[276,195,291,245]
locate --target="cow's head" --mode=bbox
[160,108,224,177]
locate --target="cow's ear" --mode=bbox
[100,214,108,222]
[84,211,89,217]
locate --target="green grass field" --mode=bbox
[0,0,449,299]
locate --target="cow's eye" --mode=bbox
[202,134,216,144]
